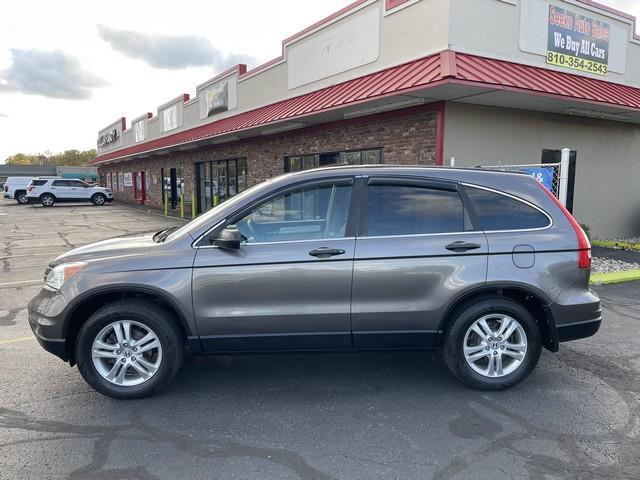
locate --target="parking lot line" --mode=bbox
[0,252,62,260]
[0,336,34,345]
[0,279,41,287]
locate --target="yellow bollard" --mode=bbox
[164,191,168,216]
[191,192,196,219]
[180,193,184,219]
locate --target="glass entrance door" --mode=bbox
[195,159,247,213]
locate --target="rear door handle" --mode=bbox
[309,247,346,258]
[445,241,482,252]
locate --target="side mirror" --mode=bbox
[213,226,242,250]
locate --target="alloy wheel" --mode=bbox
[463,314,527,378]
[91,320,163,386]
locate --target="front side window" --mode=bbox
[366,185,464,237]
[234,183,352,243]
[465,187,550,231]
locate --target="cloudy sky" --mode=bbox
[0,0,638,162]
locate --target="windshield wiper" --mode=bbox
[154,226,179,243]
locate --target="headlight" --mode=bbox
[45,262,87,290]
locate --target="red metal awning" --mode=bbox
[92,50,640,164]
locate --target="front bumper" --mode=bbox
[28,288,70,362]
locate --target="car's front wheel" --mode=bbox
[40,193,55,207]
[442,296,542,390]
[92,193,106,206]
[75,300,184,399]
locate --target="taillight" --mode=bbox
[539,183,591,269]
[27,186,33,192]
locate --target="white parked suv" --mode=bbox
[3,177,34,204]
[27,178,113,207]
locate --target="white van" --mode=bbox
[3,177,33,204]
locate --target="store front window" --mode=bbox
[161,167,183,210]
[284,148,382,173]
[196,158,247,213]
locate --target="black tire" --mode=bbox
[441,296,542,390]
[75,300,184,399]
[15,191,28,204]
[92,193,107,206]
[40,193,55,207]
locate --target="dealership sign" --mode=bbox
[522,166,554,192]
[547,5,610,76]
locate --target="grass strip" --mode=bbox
[592,240,640,251]
[590,269,640,285]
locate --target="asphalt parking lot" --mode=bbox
[1,199,639,480]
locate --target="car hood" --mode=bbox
[52,233,156,265]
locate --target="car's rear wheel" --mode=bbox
[75,300,183,399]
[16,191,28,204]
[92,193,106,206]
[40,193,55,207]
[442,296,542,390]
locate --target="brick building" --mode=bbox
[92,0,640,237]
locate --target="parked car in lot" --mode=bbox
[3,176,33,204]
[26,178,113,206]
[28,166,600,399]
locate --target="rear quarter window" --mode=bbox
[31,180,47,186]
[465,186,550,231]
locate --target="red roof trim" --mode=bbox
[386,0,410,11]
[92,51,640,165]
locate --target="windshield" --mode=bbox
[164,179,277,242]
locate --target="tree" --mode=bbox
[4,149,97,166]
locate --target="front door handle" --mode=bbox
[309,247,346,258]
[446,241,482,252]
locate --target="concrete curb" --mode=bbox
[592,240,640,251]
[590,269,640,285]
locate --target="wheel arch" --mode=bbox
[438,284,559,352]
[14,189,27,202]
[63,285,196,365]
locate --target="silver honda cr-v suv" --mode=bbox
[28,166,600,398]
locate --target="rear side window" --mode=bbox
[31,180,47,186]
[366,185,464,236]
[52,180,69,187]
[465,186,550,231]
